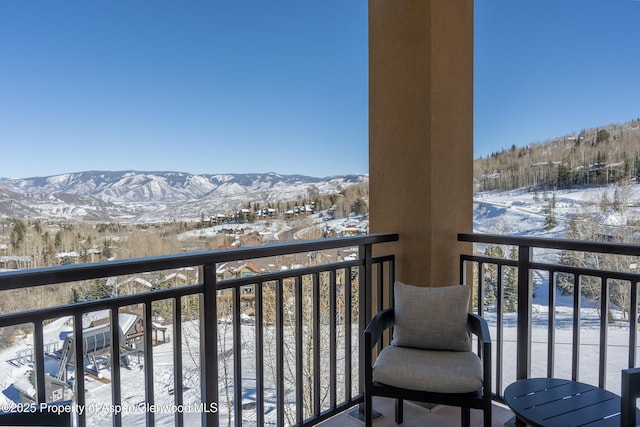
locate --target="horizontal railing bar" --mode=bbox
[462,254,640,284]
[529,262,640,283]
[459,232,640,256]
[461,254,518,268]
[371,254,395,267]
[1,260,369,326]
[0,283,205,326]
[216,259,362,289]
[0,234,398,291]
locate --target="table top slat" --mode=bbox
[504,378,623,427]
[537,398,620,426]
[507,381,596,410]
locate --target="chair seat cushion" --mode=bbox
[372,345,483,394]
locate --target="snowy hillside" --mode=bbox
[474,184,640,238]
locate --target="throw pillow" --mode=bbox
[391,281,471,352]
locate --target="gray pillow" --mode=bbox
[391,281,471,352]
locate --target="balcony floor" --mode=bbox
[319,397,515,427]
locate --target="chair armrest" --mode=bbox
[467,312,491,344]
[467,312,492,398]
[364,308,395,350]
[364,308,394,387]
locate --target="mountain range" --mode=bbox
[0,171,367,223]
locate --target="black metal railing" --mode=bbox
[0,233,398,427]
[459,233,640,400]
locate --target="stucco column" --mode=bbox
[369,0,473,287]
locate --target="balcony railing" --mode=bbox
[0,233,398,427]
[459,233,640,401]
[7,231,636,426]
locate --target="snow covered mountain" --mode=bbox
[0,171,366,222]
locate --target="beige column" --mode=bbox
[369,0,474,287]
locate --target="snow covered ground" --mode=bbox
[474,184,640,238]
[177,213,369,244]
[2,185,640,425]
[474,184,640,395]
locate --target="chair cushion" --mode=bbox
[391,282,471,352]
[372,345,483,393]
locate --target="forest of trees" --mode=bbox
[475,119,640,192]
[474,119,640,318]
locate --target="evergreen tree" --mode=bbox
[503,247,519,312]
[102,239,113,259]
[596,129,611,144]
[599,191,611,214]
[350,198,368,216]
[482,245,504,308]
[557,164,571,189]
[54,231,62,250]
[544,203,558,230]
[86,279,109,300]
[613,188,622,212]
[10,219,26,251]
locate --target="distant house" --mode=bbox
[217,261,262,281]
[56,251,79,265]
[86,247,101,263]
[216,261,265,314]
[325,205,338,220]
[14,370,71,404]
[0,255,33,270]
[56,309,166,380]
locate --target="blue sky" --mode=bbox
[1,1,638,179]
[0,1,367,179]
[475,0,640,158]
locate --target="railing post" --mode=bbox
[516,245,532,380]
[360,243,373,343]
[110,309,122,427]
[73,315,87,427]
[361,243,373,401]
[200,263,219,427]
[33,321,46,404]
[358,244,372,414]
[630,282,638,368]
[143,302,155,426]
[351,243,377,421]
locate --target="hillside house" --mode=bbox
[14,371,71,404]
[216,261,262,281]
[0,255,33,270]
[216,261,267,314]
[56,309,168,381]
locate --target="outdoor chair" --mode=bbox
[364,282,492,427]
[621,367,640,427]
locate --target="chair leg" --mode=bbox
[364,394,372,427]
[483,403,492,427]
[395,398,404,424]
[461,407,471,427]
